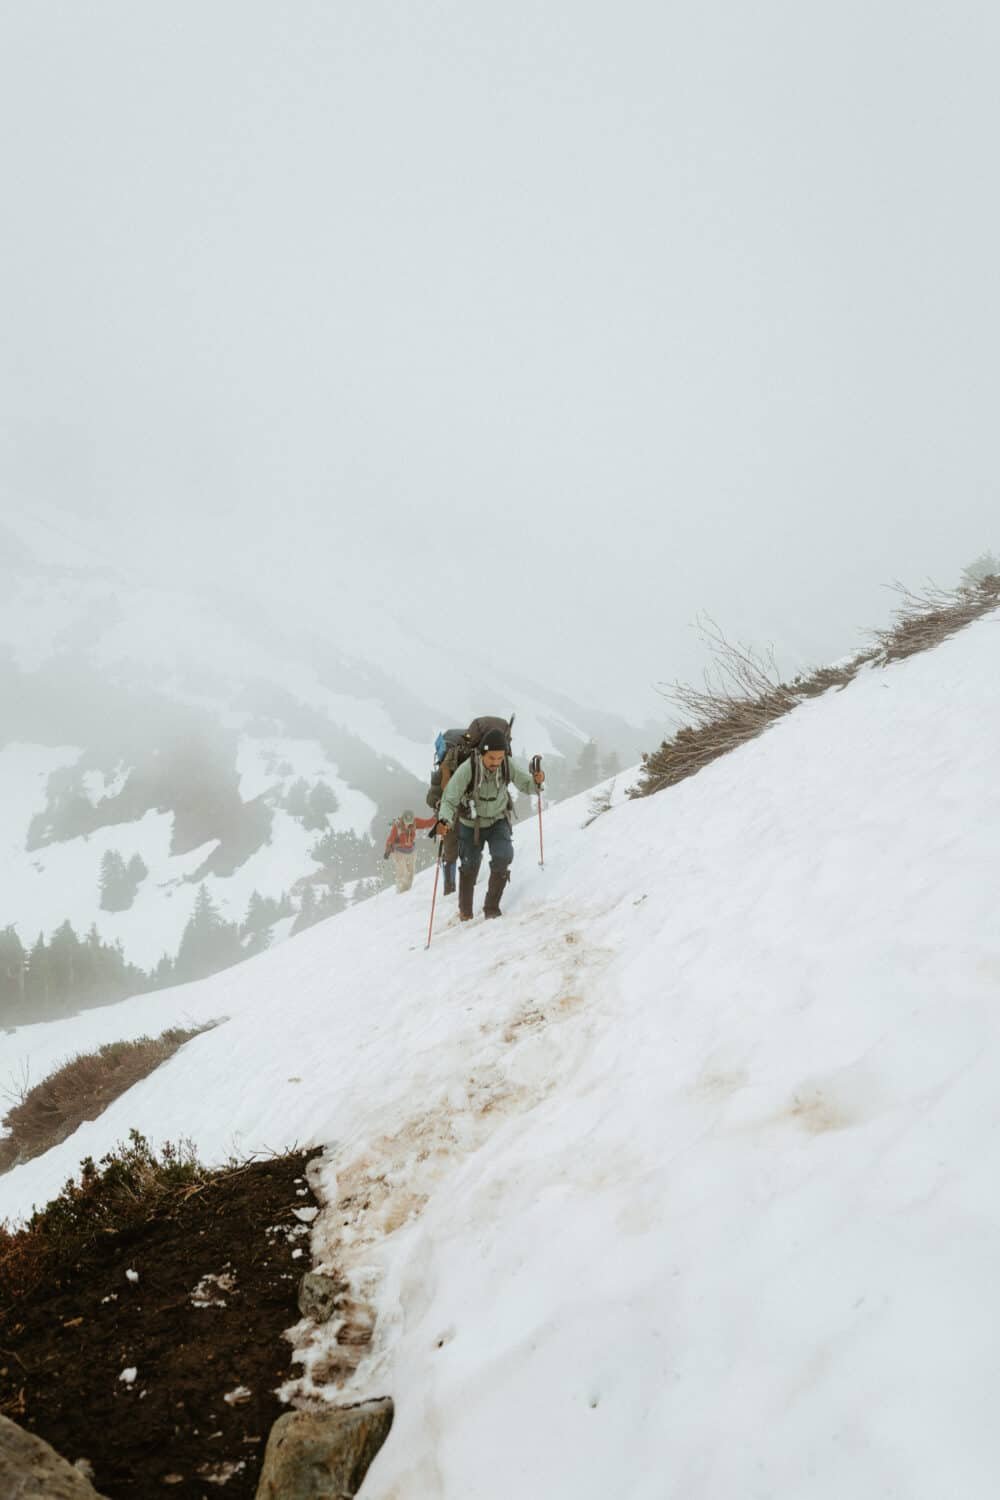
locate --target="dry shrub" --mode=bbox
[629,618,873,799]
[630,576,999,799]
[0,1129,206,1302]
[0,1024,214,1174]
[872,575,1000,661]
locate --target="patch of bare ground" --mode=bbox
[0,1133,319,1499]
[0,1026,216,1174]
[630,575,999,799]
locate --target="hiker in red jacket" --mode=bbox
[383,809,436,892]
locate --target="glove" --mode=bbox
[436,821,450,837]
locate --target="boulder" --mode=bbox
[255,1399,394,1499]
[0,1414,109,1498]
[297,1270,346,1324]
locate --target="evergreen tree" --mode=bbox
[85,922,113,1005]
[292,885,318,935]
[151,953,176,989]
[303,780,339,831]
[127,852,149,887]
[241,889,288,936]
[99,850,133,911]
[317,877,346,919]
[290,879,347,932]
[311,828,377,880]
[242,889,267,935]
[79,923,103,1005]
[573,739,601,795]
[47,920,82,1012]
[285,778,310,816]
[350,876,380,905]
[311,829,336,866]
[243,926,273,958]
[601,749,622,780]
[174,884,242,983]
[26,768,96,851]
[2,918,151,1023]
[25,933,50,1012]
[0,925,26,1021]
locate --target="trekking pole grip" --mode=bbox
[530,755,545,868]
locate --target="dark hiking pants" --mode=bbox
[458,819,513,882]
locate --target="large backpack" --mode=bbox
[424,715,515,812]
[425,727,466,808]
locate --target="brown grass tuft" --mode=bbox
[630,576,999,799]
[872,575,1000,662]
[0,1024,215,1174]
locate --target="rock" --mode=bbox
[297,1271,346,1323]
[0,1414,110,1498]
[255,1400,394,1499]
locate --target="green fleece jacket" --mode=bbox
[438,754,538,829]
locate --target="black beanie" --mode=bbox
[480,728,507,753]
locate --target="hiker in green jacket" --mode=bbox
[436,728,544,921]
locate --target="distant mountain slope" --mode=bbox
[0,507,643,991]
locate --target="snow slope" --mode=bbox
[0,738,364,969]
[2,612,998,1497]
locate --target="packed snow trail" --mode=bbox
[2,613,999,1498]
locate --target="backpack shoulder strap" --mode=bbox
[466,751,481,821]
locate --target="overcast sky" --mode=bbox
[2,1,998,719]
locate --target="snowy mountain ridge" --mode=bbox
[1,504,641,980]
[1,606,997,1496]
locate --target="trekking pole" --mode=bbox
[425,837,443,950]
[530,755,545,868]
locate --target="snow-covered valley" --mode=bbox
[2,606,997,1497]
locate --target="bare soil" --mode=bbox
[0,1151,318,1499]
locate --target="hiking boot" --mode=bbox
[483,867,509,919]
[458,869,476,921]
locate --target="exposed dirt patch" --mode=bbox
[788,1087,854,1134]
[0,1150,318,1498]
